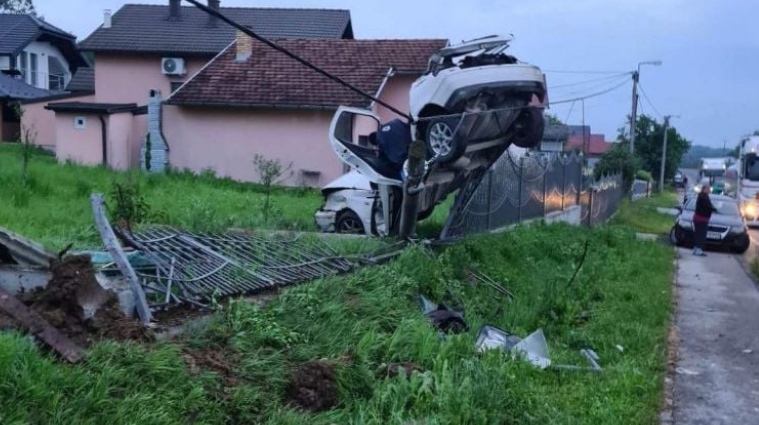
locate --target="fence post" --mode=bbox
[587,188,594,227]
[486,169,493,230]
[517,156,524,222]
[561,156,567,210]
[542,159,549,217]
[576,155,583,206]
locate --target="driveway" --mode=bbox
[673,248,759,424]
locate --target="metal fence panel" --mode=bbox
[441,150,625,240]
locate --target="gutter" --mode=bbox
[162,101,358,112]
[98,115,107,166]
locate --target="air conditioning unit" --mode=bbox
[161,57,186,76]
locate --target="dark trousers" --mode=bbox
[694,221,708,249]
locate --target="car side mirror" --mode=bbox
[675,206,683,213]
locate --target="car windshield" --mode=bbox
[684,198,740,216]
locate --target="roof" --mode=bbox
[0,14,87,70]
[565,133,614,156]
[0,73,55,100]
[44,102,138,114]
[167,38,447,109]
[65,67,95,93]
[78,4,354,55]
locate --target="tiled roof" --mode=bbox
[565,133,613,155]
[167,38,447,109]
[78,5,353,55]
[0,14,75,55]
[0,73,54,100]
[65,67,94,93]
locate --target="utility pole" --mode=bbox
[630,60,662,154]
[658,116,671,192]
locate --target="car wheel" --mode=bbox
[335,210,365,235]
[425,116,466,164]
[511,107,545,149]
[730,240,750,254]
[669,226,681,246]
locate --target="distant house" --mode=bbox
[564,125,614,166]
[22,0,355,168]
[0,13,87,141]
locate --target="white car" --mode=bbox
[410,34,547,164]
[316,35,548,236]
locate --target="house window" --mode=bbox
[47,57,66,91]
[18,52,27,82]
[299,170,321,187]
[29,53,38,87]
[170,81,184,93]
[74,117,86,130]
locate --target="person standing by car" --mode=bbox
[693,184,718,256]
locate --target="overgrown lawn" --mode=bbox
[0,223,674,424]
[611,190,679,235]
[0,144,323,250]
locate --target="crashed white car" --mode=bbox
[316,35,548,236]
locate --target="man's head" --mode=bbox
[701,184,711,194]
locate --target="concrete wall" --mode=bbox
[106,112,133,170]
[21,94,95,150]
[94,54,209,104]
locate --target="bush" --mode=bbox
[594,144,641,190]
[636,170,654,182]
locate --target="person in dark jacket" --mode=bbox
[693,184,719,256]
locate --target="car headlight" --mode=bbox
[677,219,694,230]
[729,225,747,234]
[743,203,758,217]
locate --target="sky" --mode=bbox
[29,0,759,149]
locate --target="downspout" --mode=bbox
[99,115,107,166]
[368,67,395,113]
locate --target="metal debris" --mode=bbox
[417,293,467,334]
[0,226,55,267]
[118,226,365,310]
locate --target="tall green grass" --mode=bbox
[0,144,322,250]
[0,223,674,424]
[611,191,679,235]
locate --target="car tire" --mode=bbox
[669,226,682,246]
[730,240,750,254]
[511,107,545,149]
[424,116,466,164]
[335,210,365,235]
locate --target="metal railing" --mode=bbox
[441,151,625,239]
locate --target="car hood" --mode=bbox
[321,170,373,195]
[679,211,744,228]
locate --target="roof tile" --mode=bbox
[78,5,353,55]
[167,38,447,109]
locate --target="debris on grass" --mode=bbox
[287,360,339,413]
[417,293,467,334]
[387,362,423,378]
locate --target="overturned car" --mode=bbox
[315,35,548,236]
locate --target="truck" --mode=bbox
[699,157,727,180]
[729,136,759,226]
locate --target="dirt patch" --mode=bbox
[14,255,153,347]
[0,310,19,330]
[287,360,339,413]
[182,347,241,387]
[387,362,423,378]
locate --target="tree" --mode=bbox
[594,144,640,190]
[546,114,564,126]
[616,114,691,183]
[253,154,293,223]
[0,0,35,14]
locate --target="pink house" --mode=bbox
[22,0,447,188]
[21,0,353,168]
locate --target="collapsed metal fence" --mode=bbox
[441,151,625,239]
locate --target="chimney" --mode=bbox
[235,29,252,61]
[208,0,220,26]
[169,0,180,19]
[103,9,112,28]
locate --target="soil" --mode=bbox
[13,255,153,347]
[287,360,339,413]
[182,347,242,387]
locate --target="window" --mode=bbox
[74,117,86,130]
[18,52,27,82]
[29,53,38,87]
[48,57,67,91]
[170,81,184,93]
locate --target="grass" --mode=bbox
[611,190,679,235]
[0,143,323,250]
[0,222,674,424]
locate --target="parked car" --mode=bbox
[670,194,750,253]
[673,170,685,188]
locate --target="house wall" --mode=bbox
[55,112,104,165]
[373,75,416,124]
[163,106,343,187]
[106,112,133,170]
[130,114,148,167]
[16,41,71,90]
[94,54,210,104]
[21,94,95,150]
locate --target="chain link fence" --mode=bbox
[441,151,625,239]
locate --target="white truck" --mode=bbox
[730,136,759,226]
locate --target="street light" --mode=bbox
[630,60,663,154]
[659,114,680,192]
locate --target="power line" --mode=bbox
[548,72,631,90]
[637,83,663,118]
[557,74,631,99]
[544,69,630,75]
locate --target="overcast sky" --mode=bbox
[32,0,759,149]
